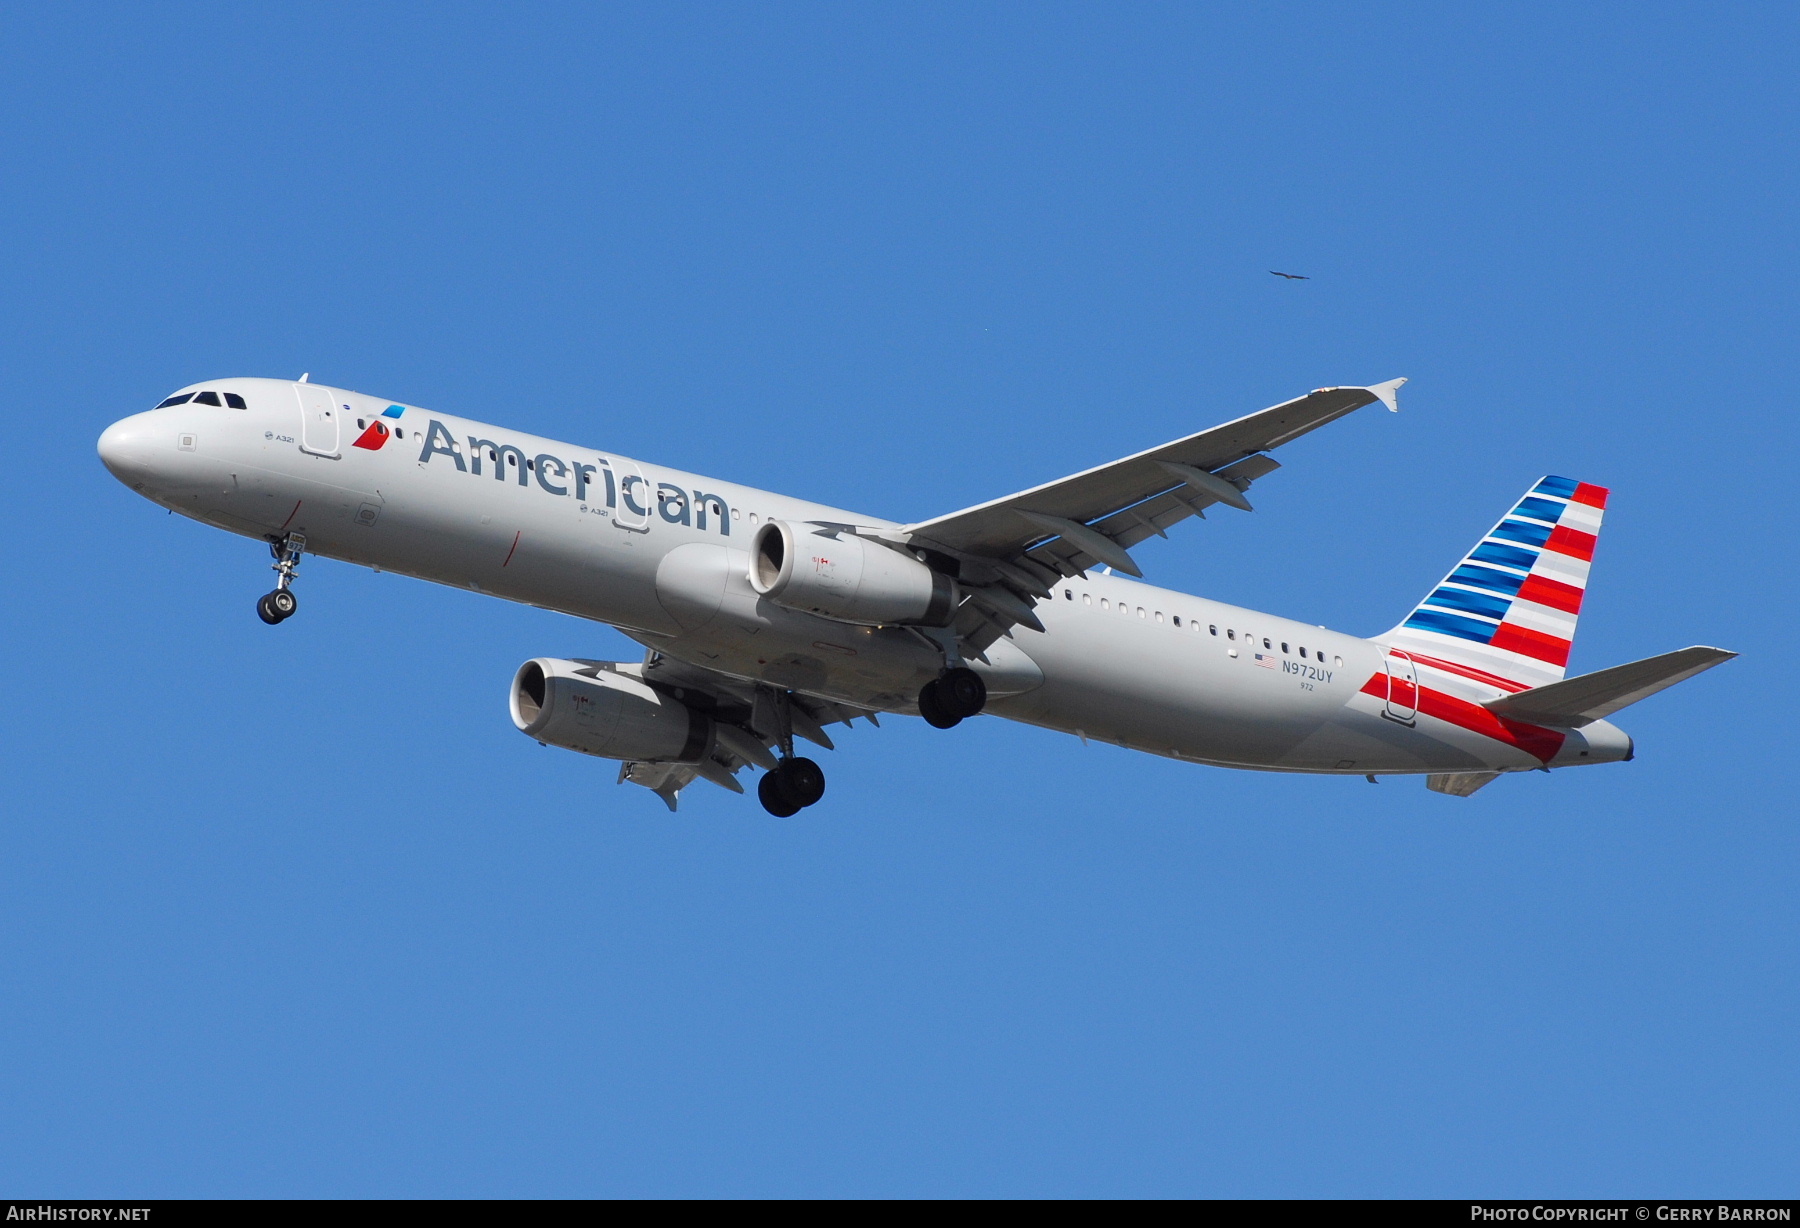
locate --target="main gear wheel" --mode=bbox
[758,757,827,815]
[918,667,985,728]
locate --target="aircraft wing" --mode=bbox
[902,379,1403,573]
[895,379,1403,653]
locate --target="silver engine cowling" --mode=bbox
[749,520,957,627]
[510,658,714,763]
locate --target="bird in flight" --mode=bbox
[1269,270,1310,280]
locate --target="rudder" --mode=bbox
[1384,476,1608,689]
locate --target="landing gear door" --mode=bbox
[612,458,650,532]
[1383,649,1419,724]
[295,383,341,458]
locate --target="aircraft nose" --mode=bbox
[97,412,161,486]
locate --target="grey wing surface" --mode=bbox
[897,379,1404,653]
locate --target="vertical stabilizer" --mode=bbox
[1384,476,1608,689]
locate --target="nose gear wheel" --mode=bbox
[257,590,299,624]
[257,533,305,624]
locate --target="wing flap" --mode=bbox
[1096,455,1281,552]
[1015,455,1281,576]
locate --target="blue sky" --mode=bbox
[1,2,1794,1197]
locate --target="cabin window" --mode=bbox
[749,513,759,525]
[1171,615,1180,626]
[1156,612,1164,623]
[1082,593,1091,606]
[731,508,740,520]
[1299,647,1308,658]
[1333,655,1344,667]
[1263,637,1272,649]
[1210,624,1217,635]
[1226,629,1235,640]
[1281,642,1289,654]
[192,391,221,406]
[1137,607,1146,618]
[395,428,404,439]
[156,393,193,408]
[1100,598,1110,610]
[224,392,247,409]
[1064,589,1073,600]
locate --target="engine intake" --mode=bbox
[749,520,956,626]
[510,658,713,763]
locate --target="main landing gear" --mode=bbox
[917,666,986,729]
[755,688,829,817]
[757,756,826,817]
[257,533,305,625]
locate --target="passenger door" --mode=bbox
[1383,649,1419,724]
[295,383,341,458]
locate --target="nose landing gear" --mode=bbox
[256,533,305,625]
[917,666,986,729]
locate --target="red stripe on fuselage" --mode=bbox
[1359,673,1565,763]
[1403,651,1531,693]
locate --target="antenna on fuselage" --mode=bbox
[298,372,310,383]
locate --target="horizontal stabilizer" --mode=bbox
[1482,646,1736,727]
[1427,771,1502,797]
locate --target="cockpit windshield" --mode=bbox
[155,390,248,409]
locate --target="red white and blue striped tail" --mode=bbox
[1384,476,1608,690]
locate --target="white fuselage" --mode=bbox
[97,378,1631,778]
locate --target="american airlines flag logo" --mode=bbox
[352,404,407,451]
[1254,652,1278,669]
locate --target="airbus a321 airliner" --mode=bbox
[98,376,1732,813]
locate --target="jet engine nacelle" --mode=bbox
[749,520,957,627]
[510,658,714,763]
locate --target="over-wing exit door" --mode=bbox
[611,458,650,532]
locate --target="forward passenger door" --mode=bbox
[295,383,341,458]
